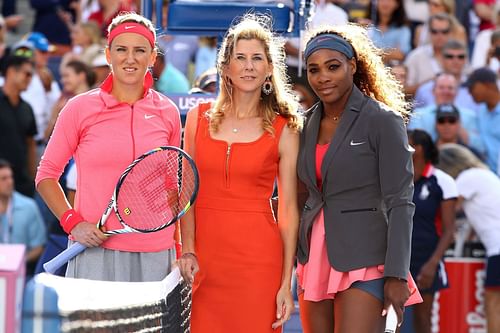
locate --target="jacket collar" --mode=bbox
[304,85,366,189]
[99,72,154,107]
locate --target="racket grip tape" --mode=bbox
[384,304,398,333]
[43,242,87,274]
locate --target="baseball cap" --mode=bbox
[465,67,497,88]
[26,32,55,52]
[11,40,35,58]
[436,104,459,120]
[189,68,217,94]
[197,68,217,91]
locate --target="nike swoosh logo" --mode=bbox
[144,114,155,119]
[124,26,134,30]
[350,140,366,146]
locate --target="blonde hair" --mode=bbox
[210,13,302,134]
[437,143,489,178]
[304,24,411,122]
[80,21,103,45]
[107,12,157,49]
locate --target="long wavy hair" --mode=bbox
[304,24,411,122]
[209,13,302,134]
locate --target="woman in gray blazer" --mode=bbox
[296,25,422,333]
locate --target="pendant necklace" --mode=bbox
[232,117,241,133]
[327,111,343,122]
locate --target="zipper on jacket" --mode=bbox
[225,145,231,188]
[130,104,136,160]
[340,208,377,213]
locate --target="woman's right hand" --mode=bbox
[178,253,199,284]
[70,222,108,247]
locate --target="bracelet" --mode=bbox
[60,209,85,234]
[181,252,197,260]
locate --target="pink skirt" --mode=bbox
[297,210,422,305]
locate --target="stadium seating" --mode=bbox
[142,0,311,36]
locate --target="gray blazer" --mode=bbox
[297,86,415,279]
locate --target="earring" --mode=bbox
[262,76,273,95]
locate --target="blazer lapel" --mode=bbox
[321,86,366,181]
[304,103,322,188]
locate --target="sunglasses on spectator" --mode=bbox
[430,28,451,35]
[13,48,34,58]
[444,53,466,60]
[437,117,458,124]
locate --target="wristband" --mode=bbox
[60,209,85,234]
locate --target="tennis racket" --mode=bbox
[384,304,398,333]
[43,146,199,274]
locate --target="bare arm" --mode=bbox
[272,125,300,329]
[37,178,106,246]
[277,125,299,288]
[416,199,456,289]
[26,137,37,179]
[26,245,44,264]
[37,178,72,219]
[383,49,406,63]
[178,106,199,283]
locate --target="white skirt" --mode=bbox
[65,240,176,282]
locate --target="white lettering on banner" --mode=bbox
[431,292,440,333]
[466,269,486,332]
[178,96,216,112]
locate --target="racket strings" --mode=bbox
[116,150,196,232]
[137,162,176,214]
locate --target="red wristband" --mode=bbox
[60,209,85,234]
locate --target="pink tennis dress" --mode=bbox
[296,143,422,304]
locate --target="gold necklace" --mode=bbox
[326,113,343,122]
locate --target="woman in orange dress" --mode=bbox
[178,14,303,332]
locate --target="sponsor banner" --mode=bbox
[166,94,217,120]
[432,258,486,333]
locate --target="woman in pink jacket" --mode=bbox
[35,12,182,281]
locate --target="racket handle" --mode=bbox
[384,304,398,333]
[43,242,87,274]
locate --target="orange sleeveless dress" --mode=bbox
[190,104,287,333]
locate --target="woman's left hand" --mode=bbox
[271,285,294,329]
[383,277,410,327]
[417,260,438,290]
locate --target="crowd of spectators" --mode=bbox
[1,0,499,330]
